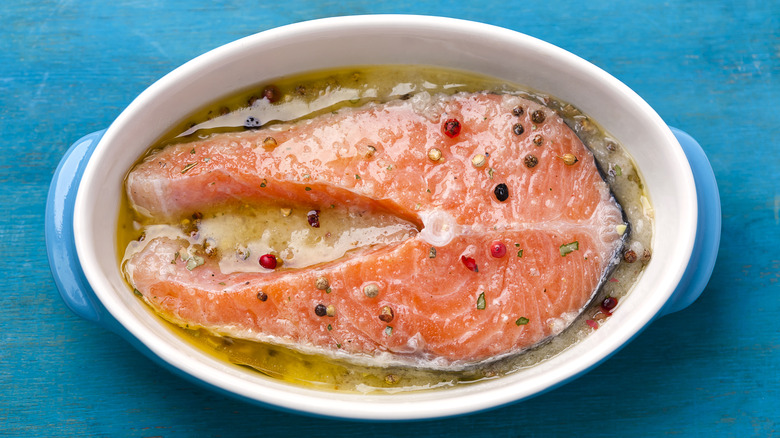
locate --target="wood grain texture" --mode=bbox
[1,0,778,436]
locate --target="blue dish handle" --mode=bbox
[45,130,115,330]
[46,128,719,326]
[657,127,721,317]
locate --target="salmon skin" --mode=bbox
[124,92,626,368]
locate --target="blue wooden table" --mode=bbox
[2,1,778,436]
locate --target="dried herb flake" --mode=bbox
[477,292,486,310]
[186,255,205,270]
[559,241,579,257]
[181,163,198,174]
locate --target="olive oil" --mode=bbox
[117,66,653,394]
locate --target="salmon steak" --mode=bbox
[123,92,626,368]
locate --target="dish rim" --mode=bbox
[72,15,698,420]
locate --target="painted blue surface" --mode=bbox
[2,0,778,436]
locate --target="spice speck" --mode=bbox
[263,137,278,150]
[379,306,394,323]
[461,255,479,272]
[560,153,578,165]
[494,183,509,202]
[601,296,618,314]
[307,210,320,228]
[490,241,507,258]
[259,254,277,269]
[262,85,280,103]
[363,283,380,298]
[442,118,461,138]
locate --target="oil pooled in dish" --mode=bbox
[118,67,653,393]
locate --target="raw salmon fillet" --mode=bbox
[124,92,626,368]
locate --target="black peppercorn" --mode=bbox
[494,183,509,202]
[524,154,538,168]
[512,123,524,136]
[314,304,327,317]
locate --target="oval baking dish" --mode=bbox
[45,15,720,420]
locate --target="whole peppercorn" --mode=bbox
[623,249,638,263]
[490,241,507,258]
[262,85,280,103]
[257,291,268,302]
[307,210,320,228]
[494,183,509,202]
[259,254,277,269]
[560,153,579,166]
[531,110,546,124]
[512,123,525,136]
[524,154,539,168]
[363,283,380,298]
[314,304,327,317]
[442,118,461,138]
[533,134,543,146]
[601,296,618,314]
[315,277,329,291]
[512,106,524,116]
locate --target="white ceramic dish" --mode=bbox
[46,15,720,420]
